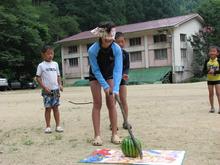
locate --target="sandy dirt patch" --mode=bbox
[0,82,220,165]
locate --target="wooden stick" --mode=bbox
[115,95,143,159]
[65,99,93,105]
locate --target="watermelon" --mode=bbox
[121,136,142,158]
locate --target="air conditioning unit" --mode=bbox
[175,66,184,72]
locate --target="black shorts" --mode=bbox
[207,80,220,85]
[89,75,113,81]
[120,79,127,86]
[89,67,113,82]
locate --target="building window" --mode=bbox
[154,49,167,60]
[130,51,142,62]
[180,34,186,42]
[181,48,187,58]
[68,45,78,54]
[69,58,78,67]
[153,34,167,43]
[129,37,141,46]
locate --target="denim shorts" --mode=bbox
[43,95,60,108]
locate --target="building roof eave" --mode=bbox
[174,14,204,28]
[55,13,203,45]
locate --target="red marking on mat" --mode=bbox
[92,149,111,156]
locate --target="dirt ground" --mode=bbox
[0,82,220,165]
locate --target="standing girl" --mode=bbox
[88,22,123,146]
[203,46,220,113]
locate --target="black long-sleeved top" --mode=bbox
[122,49,130,75]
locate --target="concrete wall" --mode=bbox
[147,34,172,67]
[61,40,94,80]
[124,35,145,69]
[172,18,202,82]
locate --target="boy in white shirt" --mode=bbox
[36,45,64,133]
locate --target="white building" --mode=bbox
[56,13,203,84]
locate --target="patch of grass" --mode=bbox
[30,127,42,132]
[54,134,62,140]
[5,133,10,138]
[69,138,78,143]
[12,143,17,146]
[23,139,34,146]
[86,138,92,143]
[10,147,18,152]
[185,76,206,83]
[72,144,77,148]
[47,141,55,145]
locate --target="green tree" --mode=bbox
[197,0,220,45]
[189,0,220,77]
[37,1,79,41]
[0,0,49,79]
[36,1,80,69]
[142,0,180,21]
[52,0,126,30]
[177,0,207,14]
[189,27,214,77]
[125,0,145,23]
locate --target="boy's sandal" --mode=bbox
[111,135,122,145]
[92,136,103,146]
[209,108,215,113]
[55,126,64,132]
[44,127,52,134]
[123,122,132,130]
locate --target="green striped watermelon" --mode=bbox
[121,136,142,158]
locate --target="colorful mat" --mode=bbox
[80,148,185,165]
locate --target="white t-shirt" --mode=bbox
[36,61,60,90]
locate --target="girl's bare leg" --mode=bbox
[215,84,220,112]
[208,85,214,112]
[106,80,118,136]
[90,80,102,138]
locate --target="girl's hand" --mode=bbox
[208,69,215,74]
[123,74,129,81]
[104,87,113,96]
[114,93,120,101]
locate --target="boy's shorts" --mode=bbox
[43,95,60,108]
[120,79,127,86]
[42,89,60,108]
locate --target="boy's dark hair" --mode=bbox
[98,21,115,33]
[209,45,220,53]
[115,32,124,40]
[41,45,52,53]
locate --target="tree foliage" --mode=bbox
[197,0,220,45]
[189,0,220,77]
[0,0,49,78]
[189,27,214,77]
